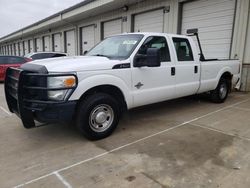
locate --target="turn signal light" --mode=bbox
[64,77,76,87]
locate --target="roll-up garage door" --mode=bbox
[15,43,19,56]
[4,46,6,55]
[181,0,236,59]
[24,41,29,55]
[43,36,50,52]
[81,25,95,54]
[19,42,24,56]
[35,38,42,52]
[103,19,122,39]
[7,46,9,55]
[133,9,164,33]
[28,39,34,53]
[65,30,76,56]
[4,46,7,55]
[9,45,12,55]
[52,33,62,52]
[12,43,16,55]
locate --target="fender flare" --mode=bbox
[215,66,232,85]
[69,74,133,109]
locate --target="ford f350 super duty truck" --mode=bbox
[5,30,240,140]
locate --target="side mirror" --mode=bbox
[134,48,160,67]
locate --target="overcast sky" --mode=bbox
[0,0,84,38]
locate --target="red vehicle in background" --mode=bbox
[0,56,32,81]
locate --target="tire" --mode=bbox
[76,93,120,140]
[210,78,229,103]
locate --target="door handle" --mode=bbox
[171,67,175,76]
[194,66,198,74]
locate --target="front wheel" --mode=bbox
[210,78,229,103]
[76,93,120,140]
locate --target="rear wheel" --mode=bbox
[76,93,120,140]
[210,78,229,103]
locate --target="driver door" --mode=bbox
[131,36,176,108]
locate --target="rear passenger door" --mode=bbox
[172,37,200,97]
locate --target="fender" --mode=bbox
[69,74,133,109]
[215,66,232,86]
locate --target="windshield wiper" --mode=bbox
[92,54,110,58]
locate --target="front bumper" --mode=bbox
[4,67,77,128]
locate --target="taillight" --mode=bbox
[25,58,32,62]
[238,64,241,74]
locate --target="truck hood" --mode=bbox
[23,56,123,72]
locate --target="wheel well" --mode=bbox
[78,85,127,111]
[221,72,232,89]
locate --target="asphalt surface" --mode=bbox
[1,83,250,188]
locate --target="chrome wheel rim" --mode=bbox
[89,104,114,132]
[219,83,227,99]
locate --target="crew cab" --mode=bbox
[5,31,240,140]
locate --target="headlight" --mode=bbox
[47,76,76,101]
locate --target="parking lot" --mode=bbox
[0,83,250,188]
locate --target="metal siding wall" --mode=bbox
[0,0,172,56]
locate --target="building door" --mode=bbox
[35,38,42,52]
[65,30,76,56]
[103,19,122,39]
[24,41,29,55]
[52,33,62,52]
[81,25,95,54]
[16,43,20,56]
[181,0,236,59]
[19,42,24,56]
[133,9,164,33]
[43,36,50,52]
[28,39,34,53]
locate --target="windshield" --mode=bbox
[87,34,144,60]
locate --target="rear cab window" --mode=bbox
[172,37,194,61]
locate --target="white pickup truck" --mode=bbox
[5,30,240,140]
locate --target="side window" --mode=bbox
[173,37,194,61]
[137,36,171,62]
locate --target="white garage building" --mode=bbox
[0,0,250,91]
